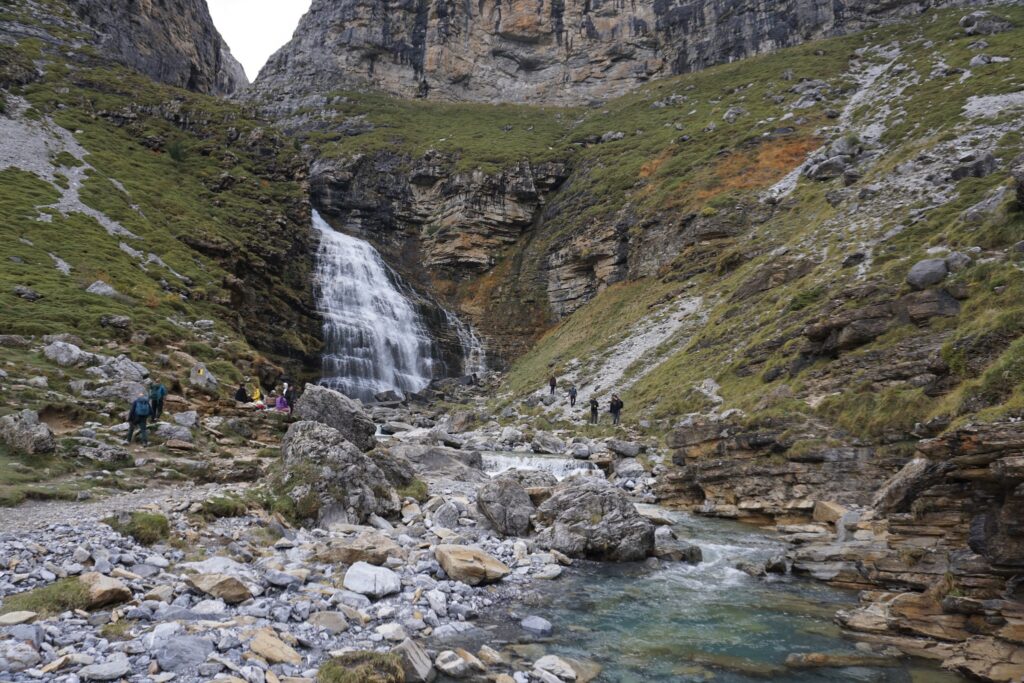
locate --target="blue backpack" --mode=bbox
[132,397,151,418]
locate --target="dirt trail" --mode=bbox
[0,482,231,533]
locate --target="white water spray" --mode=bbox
[312,210,485,400]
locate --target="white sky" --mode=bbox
[207,0,312,81]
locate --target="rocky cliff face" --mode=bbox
[71,0,248,95]
[252,0,976,106]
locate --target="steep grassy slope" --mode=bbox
[0,2,319,383]
[502,5,1024,441]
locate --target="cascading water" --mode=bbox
[312,210,485,400]
[481,453,603,480]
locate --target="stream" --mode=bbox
[459,506,968,682]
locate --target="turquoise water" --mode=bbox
[479,511,967,682]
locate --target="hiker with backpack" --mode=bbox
[149,380,167,419]
[126,393,151,446]
[589,397,599,424]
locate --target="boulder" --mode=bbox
[155,423,193,444]
[477,474,535,537]
[343,561,402,597]
[535,478,655,561]
[812,500,848,525]
[78,654,130,681]
[906,259,948,290]
[532,433,566,455]
[435,649,485,678]
[43,340,94,367]
[897,289,960,324]
[249,628,302,665]
[85,281,118,298]
[434,544,511,585]
[499,469,558,489]
[309,611,349,634]
[279,420,398,526]
[389,444,487,483]
[294,383,376,451]
[960,10,1013,35]
[392,638,436,683]
[185,573,252,604]
[607,439,642,457]
[155,635,214,672]
[568,442,591,459]
[317,530,403,566]
[79,572,131,608]
[521,615,553,636]
[0,409,55,454]
[188,362,218,394]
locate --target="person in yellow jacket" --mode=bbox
[251,382,264,408]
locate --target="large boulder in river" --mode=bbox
[535,478,654,562]
[388,444,487,483]
[0,409,55,454]
[531,433,565,454]
[477,473,535,537]
[294,384,376,451]
[278,421,399,526]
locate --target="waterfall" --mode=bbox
[312,210,485,400]
[481,453,604,481]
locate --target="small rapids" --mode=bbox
[465,509,966,682]
[481,453,603,481]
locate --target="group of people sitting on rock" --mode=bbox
[548,375,624,425]
[125,380,167,447]
[234,380,295,414]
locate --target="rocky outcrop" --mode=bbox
[656,416,906,522]
[70,0,248,95]
[293,384,377,451]
[253,0,978,106]
[788,422,1024,682]
[535,477,654,561]
[278,420,399,526]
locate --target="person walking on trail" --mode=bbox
[589,397,599,424]
[284,383,296,415]
[548,375,557,396]
[148,380,167,420]
[234,382,250,403]
[569,385,578,408]
[610,394,624,425]
[126,393,151,446]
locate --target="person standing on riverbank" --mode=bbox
[610,394,623,425]
[569,384,578,408]
[548,375,557,396]
[590,397,599,424]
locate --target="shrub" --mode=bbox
[317,652,404,683]
[103,511,170,545]
[0,578,90,616]
[167,138,187,162]
[396,477,428,502]
[200,495,248,519]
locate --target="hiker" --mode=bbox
[234,382,250,403]
[610,394,624,425]
[126,393,151,446]
[251,382,265,409]
[275,392,289,412]
[148,380,167,419]
[548,375,557,396]
[284,383,296,415]
[589,397,599,424]
[569,384,578,408]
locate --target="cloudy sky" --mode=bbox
[207,0,312,81]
